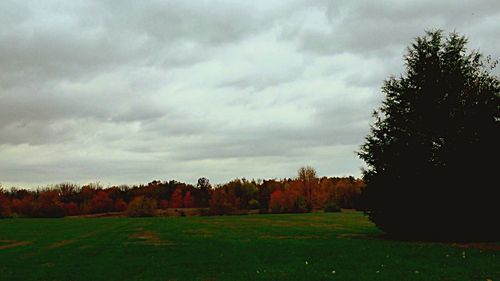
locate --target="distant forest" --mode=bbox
[0,167,364,218]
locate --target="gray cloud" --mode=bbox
[1,0,499,187]
[291,0,500,59]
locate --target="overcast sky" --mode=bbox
[1,0,499,188]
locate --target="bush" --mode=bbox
[126,196,157,217]
[324,202,341,212]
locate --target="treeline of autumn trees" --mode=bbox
[0,168,364,218]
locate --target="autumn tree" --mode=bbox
[209,187,239,215]
[258,180,281,212]
[0,188,11,218]
[297,166,318,209]
[36,189,65,217]
[56,183,79,203]
[269,189,285,213]
[114,199,128,212]
[183,191,195,208]
[89,191,114,213]
[169,188,183,208]
[194,177,211,207]
[11,196,35,217]
[159,200,169,210]
[126,196,157,217]
[358,30,500,241]
[297,166,317,209]
[284,180,310,213]
[312,178,329,210]
[61,202,80,216]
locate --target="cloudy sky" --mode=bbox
[1,0,499,188]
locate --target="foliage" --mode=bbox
[89,191,114,214]
[0,188,11,218]
[194,177,211,207]
[208,188,239,215]
[183,191,195,208]
[358,30,500,241]
[269,190,285,213]
[114,199,128,212]
[0,171,363,217]
[169,188,183,208]
[297,166,317,209]
[36,190,65,218]
[126,196,157,217]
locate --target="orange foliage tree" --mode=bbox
[126,196,157,217]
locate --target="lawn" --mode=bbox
[0,211,498,281]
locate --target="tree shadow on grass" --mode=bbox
[337,232,500,252]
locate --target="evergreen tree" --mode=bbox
[358,30,499,241]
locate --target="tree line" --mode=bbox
[0,167,364,218]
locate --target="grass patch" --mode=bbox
[0,212,498,281]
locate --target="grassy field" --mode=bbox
[0,211,498,281]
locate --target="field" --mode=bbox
[0,211,498,281]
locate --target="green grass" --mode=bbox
[0,211,498,281]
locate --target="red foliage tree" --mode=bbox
[37,190,64,217]
[89,191,114,213]
[114,199,128,212]
[169,188,183,208]
[62,202,80,216]
[0,189,11,218]
[183,191,194,208]
[269,189,285,213]
[159,200,169,210]
[11,197,35,217]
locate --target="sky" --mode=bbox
[1,0,499,188]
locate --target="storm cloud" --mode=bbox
[1,0,499,188]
